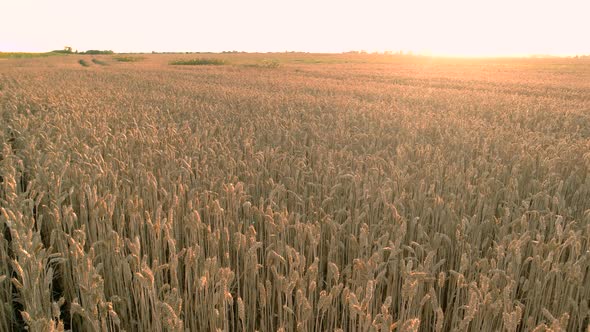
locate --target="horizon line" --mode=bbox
[2,49,589,60]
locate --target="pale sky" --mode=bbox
[1,0,589,56]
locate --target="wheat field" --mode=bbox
[1,53,589,331]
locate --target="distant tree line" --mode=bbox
[83,50,114,55]
[51,46,74,54]
[50,47,114,55]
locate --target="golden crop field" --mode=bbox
[1,53,589,331]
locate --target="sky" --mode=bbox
[1,0,589,57]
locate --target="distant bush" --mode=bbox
[91,58,108,65]
[84,50,114,55]
[113,56,144,62]
[170,58,227,66]
[78,59,90,67]
[244,59,281,69]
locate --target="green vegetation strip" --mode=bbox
[0,52,62,59]
[113,56,144,62]
[170,58,227,65]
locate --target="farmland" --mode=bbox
[1,53,589,331]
